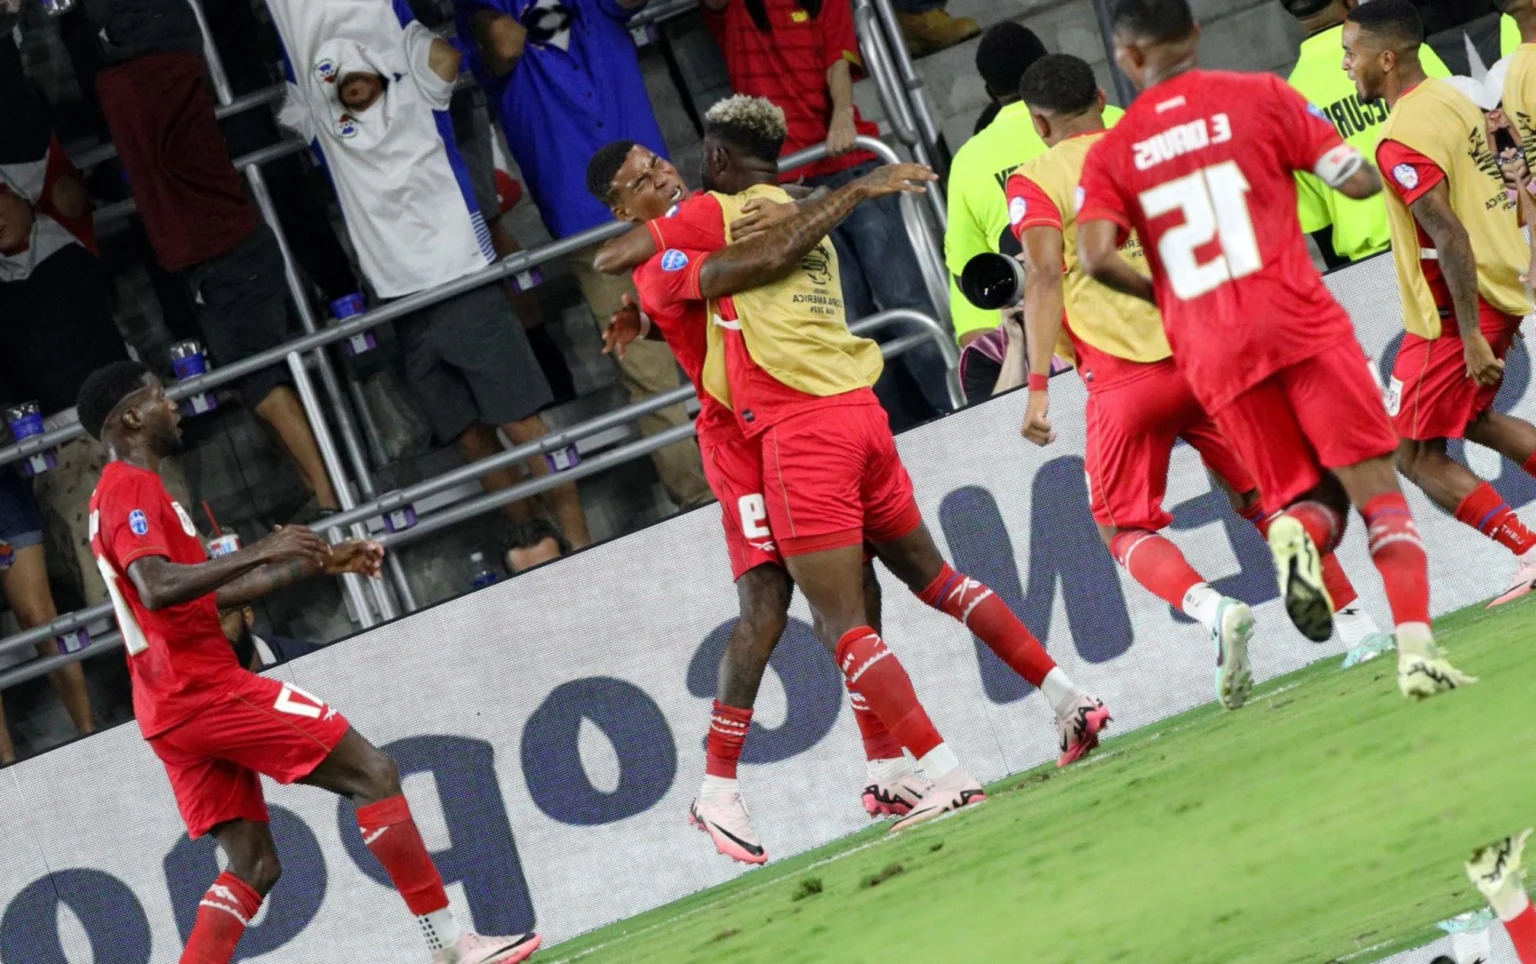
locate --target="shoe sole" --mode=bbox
[1485,580,1535,608]
[688,809,768,865]
[1268,516,1334,643]
[888,788,986,832]
[1056,705,1112,768]
[862,787,916,819]
[483,935,541,964]
[1214,600,1255,710]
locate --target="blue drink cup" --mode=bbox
[384,505,417,533]
[546,443,580,473]
[332,293,377,357]
[170,340,219,416]
[510,267,543,293]
[6,401,56,477]
[207,534,242,558]
[58,627,90,654]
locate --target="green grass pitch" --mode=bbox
[547,596,1536,964]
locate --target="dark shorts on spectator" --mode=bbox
[185,224,294,408]
[0,470,44,569]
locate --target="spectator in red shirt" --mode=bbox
[705,0,952,426]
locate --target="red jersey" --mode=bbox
[89,461,238,738]
[1375,137,1460,310]
[1077,69,1357,409]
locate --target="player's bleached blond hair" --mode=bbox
[703,95,788,161]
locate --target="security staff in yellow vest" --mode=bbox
[1344,0,1536,606]
[1284,0,1450,265]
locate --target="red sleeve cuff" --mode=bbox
[119,545,170,566]
[646,219,667,252]
[683,257,706,301]
[1016,215,1064,232]
[1077,206,1130,229]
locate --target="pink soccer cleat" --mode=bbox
[1056,693,1111,768]
[1486,550,1536,608]
[861,762,932,818]
[887,767,985,832]
[431,931,540,964]
[689,792,767,865]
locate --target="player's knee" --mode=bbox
[360,750,402,801]
[1394,443,1425,482]
[227,835,282,895]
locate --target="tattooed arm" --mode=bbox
[214,539,384,609]
[1409,182,1503,386]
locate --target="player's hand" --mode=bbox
[1464,333,1505,387]
[854,163,938,199]
[826,108,858,157]
[1021,388,1055,446]
[603,293,644,360]
[325,539,385,578]
[730,198,799,240]
[254,525,331,568]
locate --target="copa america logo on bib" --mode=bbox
[1392,163,1419,190]
[314,58,339,83]
[661,249,689,272]
[129,510,149,537]
[1008,196,1027,226]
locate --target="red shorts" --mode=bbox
[1388,302,1523,440]
[700,429,781,580]
[1213,338,1397,514]
[149,670,349,838]
[760,400,921,557]
[1085,360,1255,531]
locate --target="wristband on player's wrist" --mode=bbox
[636,311,653,339]
[1028,373,1049,392]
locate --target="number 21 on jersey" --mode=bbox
[1138,160,1260,300]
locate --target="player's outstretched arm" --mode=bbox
[695,163,936,300]
[1078,218,1155,304]
[1410,183,1504,386]
[214,539,385,609]
[593,226,658,276]
[1020,227,1068,445]
[126,526,330,611]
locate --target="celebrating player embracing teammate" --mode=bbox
[1077,0,1473,698]
[78,361,538,964]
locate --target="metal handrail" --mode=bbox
[0,318,952,691]
[868,0,950,181]
[854,1,920,148]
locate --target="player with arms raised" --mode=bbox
[583,133,937,863]
[1076,0,1472,698]
[1343,0,1536,607]
[78,361,538,964]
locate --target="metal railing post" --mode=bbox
[867,0,951,177]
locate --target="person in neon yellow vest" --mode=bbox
[1284,0,1450,264]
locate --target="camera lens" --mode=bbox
[959,252,1025,310]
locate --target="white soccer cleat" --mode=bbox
[1211,597,1255,710]
[1267,514,1334,642]
[1486,550,1536,608]
[432,931,541,964]
[888,766,985,832]
[1056,692,1112,767]
[1340,631,1395,669]
[862,761,932,818]
[1396,626,1476,700]
[1466,828,1532,920]
[689,791,767,864]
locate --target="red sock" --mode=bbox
[179,871,262,964]
[834,627,942,759]
[1453,482,1536,555]
[1525,450,1536,479]
[1238,502,1270,535]
[1285,500,1344,554]
[355,795,449,917]
[705,701,752,778]
[1107,530,1205,608]
[1319,553,1359,609]
[1507,902,1536,964]
[1362,493,1431,626]
[846,681,902,760]
[916,564,1056,687]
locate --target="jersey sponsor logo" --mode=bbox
[1132,113,1233,171]
[660,249,689,272]
[1391,163,1419,190]
[128,510,149,537]
[1009,195,1027,225]
[171,501,198,538]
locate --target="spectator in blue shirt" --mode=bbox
[455,0,712,511]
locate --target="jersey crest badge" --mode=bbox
[129,510,149,537]
[661,249,689,272]
[171,501,198,537]
[1009,195,1027,225]
[1391,163,1419,190]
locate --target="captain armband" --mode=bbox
[1313,144,1365,189]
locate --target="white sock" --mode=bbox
[916,743,960,779]
[1493,884,1532,923]
[1395,621,1435,658]
[1040,666,1077,717]
[1180,583,1222,630]
[699,774,739,799]
[866,755,911,782]
[418,906,460,951]
[1333,606,1382,647]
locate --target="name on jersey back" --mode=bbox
[1132,113,1233,171]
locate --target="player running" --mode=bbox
[583,138,934,863]
[1341,0,1536,608]
[77,361,538,964]
[1076,0,1472,699]
[1005,54,1392,709]
[1465,829,1536,963]
[622,95,1111,831]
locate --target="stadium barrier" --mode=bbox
[1,252,1532,960]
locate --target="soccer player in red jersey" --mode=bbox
[1343,0,1536,608]
[583,140,933,863]
[1004,54,1392,706]
[77,362,538,964]
[605,96,1111,831]
[1076,0,1473,699]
